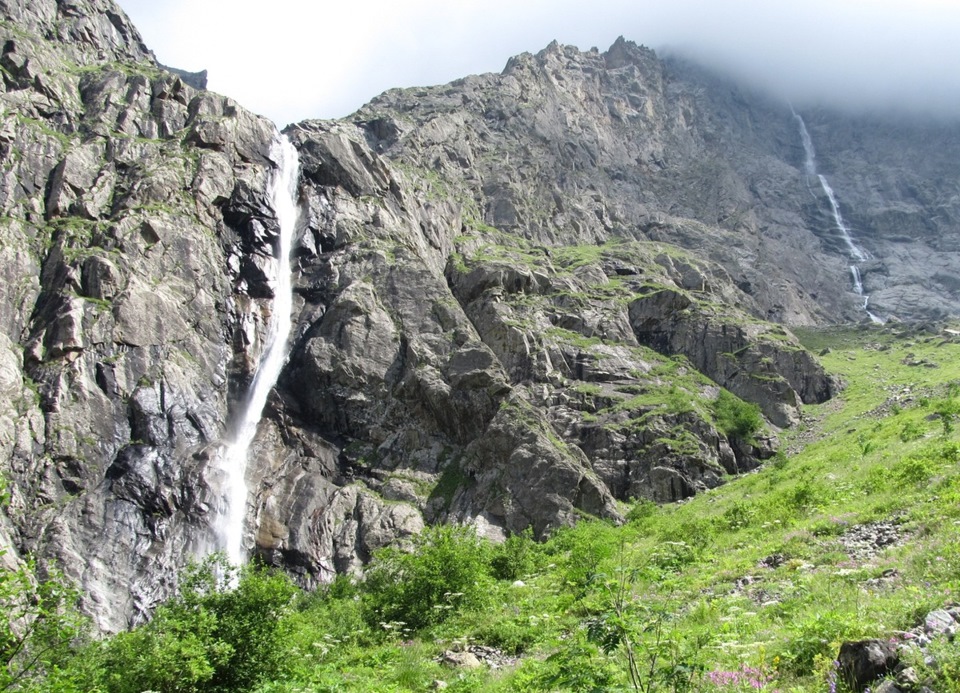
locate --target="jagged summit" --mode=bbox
[0,0,956,633]
[356,35,960,325]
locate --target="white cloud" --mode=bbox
[118,0,960,125]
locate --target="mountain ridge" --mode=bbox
[0,0,956,635]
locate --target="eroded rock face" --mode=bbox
[627,287,837,426]
[0,0,282,631]
[2,0,955,636]
[356,38,960,326]
[0,0,627,631]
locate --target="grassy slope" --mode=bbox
[262,323,960,692]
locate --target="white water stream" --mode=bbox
[218,134,300,566]
[792,109,883,324]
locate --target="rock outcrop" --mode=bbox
[0,1,956,635]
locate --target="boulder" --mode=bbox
[838,639,899,692]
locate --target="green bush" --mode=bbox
[721,500,756,530]
[489,529,541,581]
[0,559,92,692]
[515,640,619,692]
[625,499,657,524]
[900,420,925,442]
[712,390,763,440]
[778,610,850,675]
[548,522,619,597]
[362,525,492,631]
[895,455,937,484]
[100,555,297,693]
[474,616,542,655]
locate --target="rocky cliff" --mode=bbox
[354,40,960,326]
[0,1,955,632]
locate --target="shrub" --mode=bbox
[936,398,960,436]
[786,478,828,514]
[490,529,541,581]
[713,390,763,440]
[778,610,849,675]
[519,640,619,692]
[895,455,937,484]
[625,498,657,524]
[721,500,756,531]
[100,555,297,693]
[362,525,492,631]
[900,420,925,442]
[474,616,541,655]
[548,521,619,598]
[0,559,91,691]
[650,541,697,571]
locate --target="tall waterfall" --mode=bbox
[217,134,301,566]
[792,109,883,324]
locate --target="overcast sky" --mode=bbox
[116,0,960,127]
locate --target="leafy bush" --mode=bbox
[516,640,619,692]
[474,616,542,655]
[100,555,297,693]
[785,478,830,514]
[659,518,715,551]
[362,525,492,631]
[721,500,756,531]
[650,541,697,571]
[713,390,763,440]
[548,522,619,597]
[777,610,850,675]
[895,455,936,484]
[900,420,925,442]
[489,529,541,581]
[625,499,657,524]
[0,559,91,692]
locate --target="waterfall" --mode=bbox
[795,112,817,176]
[792,108,883,324]
[217,134,300,566]
[849,265,864,295]
[817,174,868,263]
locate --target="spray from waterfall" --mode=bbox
[791,108,883,324]
[217,134,300,566]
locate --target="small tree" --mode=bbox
[0,557,91,692]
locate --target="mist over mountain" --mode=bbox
[118,0,960,125]
[0,0,958,638]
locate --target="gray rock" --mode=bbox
[873,682,903,693]
[838,639,899,691]
[896,667,919,688]
[924,609,955,635]
[441,651,482,668]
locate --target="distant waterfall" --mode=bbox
[792,109,883,324]
[217,134,300,566]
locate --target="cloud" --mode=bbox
[118,0,960,125]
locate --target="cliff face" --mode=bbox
[0,0,282,629]
[355,39,960,326]
[0,2,954,631]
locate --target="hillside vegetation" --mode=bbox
[4,322,960,692]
